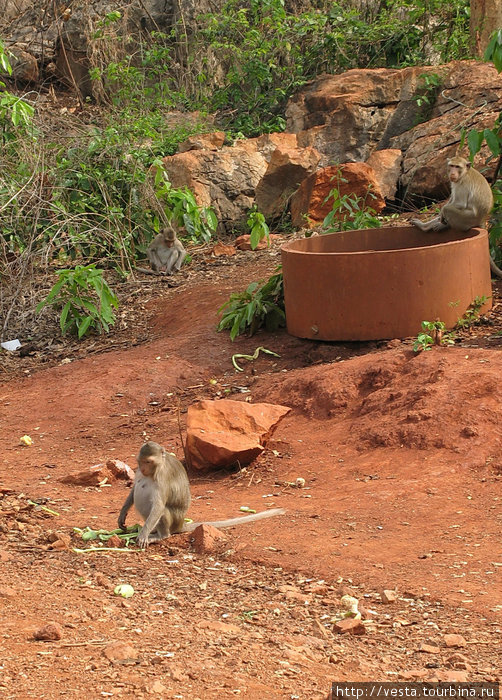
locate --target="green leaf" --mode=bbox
[494,45,502,73]
[246,301,257,324]
[206,208,218,231]
[60,302,72,334]
[183,214,196,237]
[484,33,498,63]
[467,129,484,158]
[40,277,67,306]
[250,228,261,249]
[78,316,93,339]
[484,129,501,157]
[80,299,99,315]
[230,316,241,341]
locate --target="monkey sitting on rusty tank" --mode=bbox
[411,156,501,276]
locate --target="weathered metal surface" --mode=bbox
[281,226,492,341]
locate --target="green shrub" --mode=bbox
[36,265,119,338]
[413,320,455,352]
[217,269,285,340]
[322,171,382,232]
[247,208,270,249]
[84,1,470,138]
[192,0,469,135]
[0,123,217,272]
[153,160,217,243]
[0,40,35,143]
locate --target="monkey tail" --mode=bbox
[181,507,286,533]
[490,256,502,278]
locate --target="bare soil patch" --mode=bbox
[1,242,501,698]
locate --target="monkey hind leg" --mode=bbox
[149,510,173,541]
[411,216,448,232]
[169,507,187,534]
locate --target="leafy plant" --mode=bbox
[247,207,270,249]
[190,0,469,136]
[322,172,381,232]
[485,28,502,71]
[0,40,34,143]
[217,268,285,340]
[36,265,119,338]
[152,160,217,243]
[460,30,502,257]
[413,320,455,352]
[413,71,443,124]
[414,72,442,108]
[455,295,490,329]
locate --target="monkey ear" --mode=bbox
[465,162,472,168]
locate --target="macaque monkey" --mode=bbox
[146,226,187,274]
[411,157,493,233]
[411,157,502,276]
[118,441,285,548]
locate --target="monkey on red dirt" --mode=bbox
[147,226,187,275]
[411,156,500,275]
[118,441,285,548]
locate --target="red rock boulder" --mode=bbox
[290,162,385,228]
[186,399,290,470]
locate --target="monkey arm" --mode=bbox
[441,200,480,231]
[162,251,177,274]
[147,248,163,272]
[172,247,187,272]
[442,200,477,218]
[118,488,134,530]
[164,244,186,274]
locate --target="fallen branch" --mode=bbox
[73,546,142,554]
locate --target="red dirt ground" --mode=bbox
[1,244,501,699]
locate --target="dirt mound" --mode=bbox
[256,347,501,452]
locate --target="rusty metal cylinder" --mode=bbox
[281,226,492,341]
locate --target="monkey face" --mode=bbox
[448,165,465,183]
[447,157,469,183]
[138,457,156,478]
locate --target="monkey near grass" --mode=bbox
[119,441,285,548]
[411,157,493,233]
[147,226,187,274]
